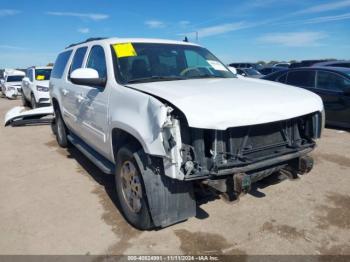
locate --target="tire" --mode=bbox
[115,145,153,230]
[31,94,37,109]
[21,93,29,107]
[55,108,69,148]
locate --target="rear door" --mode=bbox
[315,70,350,126]
[62,46,88,132]
[51,50,73,127]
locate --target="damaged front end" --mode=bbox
[161,109,322,197]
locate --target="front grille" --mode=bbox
[181,112,318,177]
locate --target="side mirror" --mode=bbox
[0,79,4,84]
[70,68,106,87]
[227,66,237,75]
[22,77,29,82]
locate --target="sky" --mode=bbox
[1,0,350,68]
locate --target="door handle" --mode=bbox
[76,94,85,103]
[62,89,69,96]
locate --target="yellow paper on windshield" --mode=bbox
[36,75,45,80]
[113,43,137,58]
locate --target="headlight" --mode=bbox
[8,86,15,91]
[37,85,49,92]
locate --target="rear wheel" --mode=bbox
[55,108,69,148]
[115,146,153,230]
[31,94,37,109]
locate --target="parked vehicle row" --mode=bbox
[49,37,323,230]
[263,67,350,128]
[229,60,350,74]
[0,66,53,108]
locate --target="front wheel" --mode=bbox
[115,146,153,230]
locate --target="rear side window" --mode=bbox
[317,71,350,91]
[86,45,107,79]
[70,47,88,74]
[287,70,315,88]
[51,50,73,79]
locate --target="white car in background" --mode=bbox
[21,66,52,108]
[0,69,25,99]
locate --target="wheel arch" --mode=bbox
[111,128,145,163]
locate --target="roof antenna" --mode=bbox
[183,36,189,42]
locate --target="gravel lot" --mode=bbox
[0,98,349,256]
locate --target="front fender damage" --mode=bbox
[147,98,184,180]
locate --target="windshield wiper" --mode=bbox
[127,76,186,84]
[188,74,224,79]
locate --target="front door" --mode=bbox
[315,70,350,127]
[76,45,110,157]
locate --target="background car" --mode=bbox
[21,66,52,108]
[0,69,25,99]
[273,63,290,68]
[289,59,335,68]
[259,66,286,76]
[263,67,350,128]
[236,68,263,78]
[228,62,263,71]
[311,60,350,68]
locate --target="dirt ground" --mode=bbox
[0,98,349,256]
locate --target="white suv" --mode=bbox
[50,37,324,229]
[1,69,25,99]
[21,66,52,108]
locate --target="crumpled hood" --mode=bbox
[128,77,324,130]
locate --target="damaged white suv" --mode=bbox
[50,37,324,229]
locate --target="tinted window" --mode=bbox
[70,47,88,74]
[7,75,24,82]
[51,50,73,79]
[86,46,107,79]
[317,71,350,91]
[287,70,315,88]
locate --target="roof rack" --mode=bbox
[65,37,107,49]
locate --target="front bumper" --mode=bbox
[184,146,314,180]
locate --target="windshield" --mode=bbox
[35,69,52,81]
[7,75,24,82]
[112,43,235,84]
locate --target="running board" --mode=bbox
[67,134,115,174]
